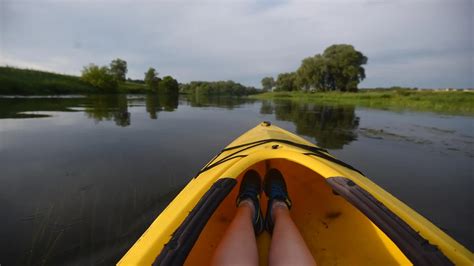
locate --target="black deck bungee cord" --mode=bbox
[194,139,364,178]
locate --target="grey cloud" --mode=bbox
[1,0,472,88]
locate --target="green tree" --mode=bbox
[261,77,275,91]
[281,44,368,92]
[159,76,179,94]
[144,68,159,91]
[110,58,127,81]
[81,64,117,92]
[322,44,367,92]
[296,55,328,91]
[275,72,298,91]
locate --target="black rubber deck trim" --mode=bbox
[153,178,237,266]
[326,176,453,266]
[303,152,364,176]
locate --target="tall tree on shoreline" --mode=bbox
[275,44,367,92]
[322,44,367,92]
[110,58,128,82]
[276,72,298,91]
[261,77,275,91]
[296,55,328,91]
[144,68,159,91]
[160,76,179,95]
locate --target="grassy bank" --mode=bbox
[250,90,474,115]
[117,81,148,94]
[0,66,147,95]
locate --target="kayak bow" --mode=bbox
[119,122,472,265]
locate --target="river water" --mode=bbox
[0,94,472,264]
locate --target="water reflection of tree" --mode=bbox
[260,100,274,115]
[84,95,130,127]
[0,97,82,119]
[268,100,359,149]
[145,93,178,119]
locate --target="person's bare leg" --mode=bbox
[211,200,258,266]
[269,202,316,266]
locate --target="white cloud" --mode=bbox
[1,0,472,87]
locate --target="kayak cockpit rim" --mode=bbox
[153,174,451,266]
[327,176,452,265]
[154,178,237,265]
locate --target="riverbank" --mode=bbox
[0,66,148,95]
[250,90,474,115]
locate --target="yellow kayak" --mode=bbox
[119,122,472,265]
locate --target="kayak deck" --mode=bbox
[186,158,411,265]
[118,122,473,265]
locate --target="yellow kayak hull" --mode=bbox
[119,122,472,265]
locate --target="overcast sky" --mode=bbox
[1,0,472,88]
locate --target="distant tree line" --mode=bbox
[80,59,254,96]
[81,59,178,94]
[126,78,145,84]
[181,80,258,96]
[262,44,367,92]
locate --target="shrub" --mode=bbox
[81,64,118,92]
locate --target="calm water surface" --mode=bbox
[0,95,472,264]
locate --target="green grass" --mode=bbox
[0,66,149,95]
[0,66,98,95]
[118,81,148,94]
[250,90,474,115]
